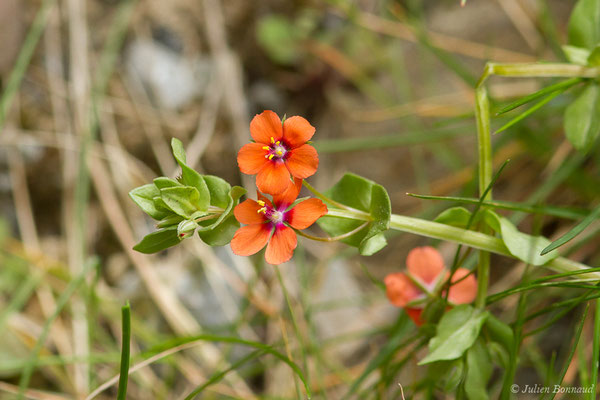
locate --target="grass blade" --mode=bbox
[541,203,600,255]
[495,90,561,134]
[590,299,600,400]
[116,303,131,400]
[548,304,588,400]
[495,77,583,115]
[184,349,265,400]
[17,258,96,399]
[406,193,587,220]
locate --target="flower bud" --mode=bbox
[177,219,198,239]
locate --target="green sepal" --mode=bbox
[133,227,181,254]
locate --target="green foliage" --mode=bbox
[130,140,245,253]
[317,173,392,255]
[564,83,600,151]
[256,11,317,65]
[419,305,489,365]
[568,0,600,49]
[483,210,559,266]
[464,339,492,400]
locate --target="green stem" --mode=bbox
[323,210,598,278]
[295,221,369,242]
[475,86,493,309]
[116,303,131,400]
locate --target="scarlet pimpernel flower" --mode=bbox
[384,246,477,325]
[237,110,319,195]
[230,179,327,265]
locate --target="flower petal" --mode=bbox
[265,225,297,265]
[448,268,477,305]
[230,224,272,257]
[286,198,328,229]
[282,116,316,148]
[256,191,273,209]
[273,177,302,209]
[405,308,424,326]
[384,273,422,307]
[250,110,283,144]
[234,199,268,225]
[406,246,445,285]
[256,161,292,195]
[238,143,268,175]
[285,144,318,179]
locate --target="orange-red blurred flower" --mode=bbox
[237,110,319,195]
[384,246,477,325]
[230,179,327,265]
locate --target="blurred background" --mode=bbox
[1,0,597,399]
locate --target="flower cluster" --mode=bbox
[384,246,477,325]
[233,111,327,264]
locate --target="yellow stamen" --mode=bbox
[257,200,265,206]
[262,146,270,150]
[268,154,274,160]
[275,149,283,156]
[270,137,275,144]
[257,207,267,214]
[275,141,280,145]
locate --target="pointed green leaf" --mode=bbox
[160,186,203,217]
[203,175,231,209]
[565,83,600,151]
[197,215,240,246]
[133,227,180,254]
[129,184,171,220]
[419,305,489,365]
[154,177,182,189]
[171,138,211,206]
[541,203,600,255]
[464,339,492,400]
[484,210,559,265]
[568,0,600,49]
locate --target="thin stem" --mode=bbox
[294,221,369,242]
[302,180,365,214]
[475,86,493,309]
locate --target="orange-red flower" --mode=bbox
[230,179,327,265]
[384,246,477,325]
[237,110,319,195]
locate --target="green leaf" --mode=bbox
[153,177,182,189]
[565,83,600,151]
[434,207,473,228]
[359,183,391,255]
[427,360,464,392]
[464,339,492,400]
[562,45,591,65]
[197,215,240,246]
[198,185,246,232]
[160,186,203,217]
[203,175,231,209]
[171,138,211,207]
[133,227,180,254]
[484,210,559,266]
[129,184,171,220]
[568,0,600,49]
[317,173,391,255]
[541,203,600,255]
[484,314,514,352]
[588,45,600,66]
[419,305,489,365]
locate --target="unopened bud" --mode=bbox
[177,219,197,240]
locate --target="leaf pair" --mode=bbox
[316,173,392,255]
[129,139,246,253]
